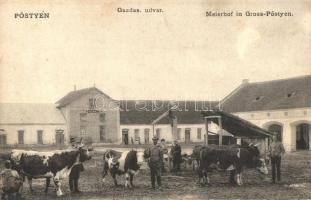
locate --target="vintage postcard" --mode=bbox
[0,0,310,199]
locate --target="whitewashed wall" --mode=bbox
[0,124,67,145]
[119,123,220,144]
[234,107,311,152]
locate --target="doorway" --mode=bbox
[122,129,129,145]
[100,126,106,142]
[55,130,64,145]
[144,129,150,144]
[185,129,191,144]
[268,124,283,142]
[296,123,309,150]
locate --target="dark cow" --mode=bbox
[196,144,268,186]
[102,149,145,188]
[9,146,92,196]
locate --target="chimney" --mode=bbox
[74,85,76,91]
[242,79,249,84]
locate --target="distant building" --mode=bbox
[0,103,66,146]
[220,75,311,152]
[56,87,120,144]
[119,100,233,145]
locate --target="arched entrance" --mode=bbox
[296,123,310,150]
[266,124,283,142]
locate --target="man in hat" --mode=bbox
[68,137,84,194]
[144,136,163,189]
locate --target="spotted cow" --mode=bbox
[102,150,145,188]
[196,144,268,186]
[8,146,92,196]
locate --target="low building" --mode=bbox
[220,75,311,152]
[119,100,232,144]
[0,103,66,146]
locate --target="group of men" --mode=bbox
[144,136,183,189]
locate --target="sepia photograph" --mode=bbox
[0,0,310,199]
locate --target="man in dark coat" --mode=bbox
[144,136,163,189]
[68,137,85,193]
[170,140,182,173]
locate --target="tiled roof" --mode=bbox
[221,75,311,113]
[120,100,218,125]
[56,87,113,108]
[0,103,66,124]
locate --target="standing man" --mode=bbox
[170,140,182,173]
[68,137,85,194]
[144,136,163,190]
[269,134,285,184]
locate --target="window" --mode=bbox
[37,130,43,144]
[89,98,96,109]
[99,113,106,123]
[287,91,296,98]
[0,130,7,146]
[80,113,87,122]
[177,128,182,140]
[197,128,202,139]
[18,130,24,145]
[156,128,161,139]
[80,126,87,136]
[134,129,140,141]
[253,96,264,101]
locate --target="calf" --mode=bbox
[102,150,145,188]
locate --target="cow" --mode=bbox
[102,149,145,188]
[196,144,268,186]
[8,146,92,196]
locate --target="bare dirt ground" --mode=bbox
[1,149,311,200]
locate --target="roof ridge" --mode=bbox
[248,74,311,85]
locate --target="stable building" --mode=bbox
[220,75,311,152]
[0,103,67,146]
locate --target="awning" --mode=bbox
[202,110,273,138]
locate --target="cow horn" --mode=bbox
[254,143,260,147]
[248,143,253,146]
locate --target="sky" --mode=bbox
[0,0,310,103]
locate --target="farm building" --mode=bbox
[119,100,234,145]
[0,103,66,146]
[55,87,120,144]
[220,75,311,152]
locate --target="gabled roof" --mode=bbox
[120,100,218,125]
[0,103,66,124]
[221,75,311,113]
[56,87,113,108]
[202,110,273,138]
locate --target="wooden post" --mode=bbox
[205,118,209,146]
[218,116,222,146]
